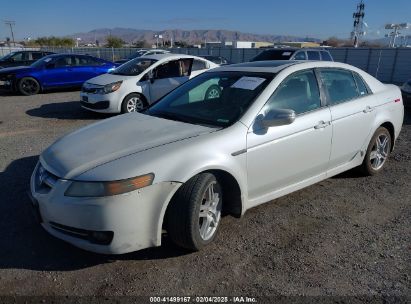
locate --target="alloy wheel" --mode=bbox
[198,181,221,241]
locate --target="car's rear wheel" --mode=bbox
[166,173,223,251]
[18,77,40,95]
[360,127,391,175]
[121,93,147,113]
[205,85,221,100]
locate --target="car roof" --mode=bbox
[208,60,356,74]
[142,53,213,61]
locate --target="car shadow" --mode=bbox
[26,101,114,120]
[0,156,190,272]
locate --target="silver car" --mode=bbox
[29,60,404,254]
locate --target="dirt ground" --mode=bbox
[0,90,410,300]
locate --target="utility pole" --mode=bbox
[385,23,410,47]
[351,0,365,48]
[4,20,16,47]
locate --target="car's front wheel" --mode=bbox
[360,127,391,175]
[166,173,223,251]
[121,93,147,113]
[18,77,40,95]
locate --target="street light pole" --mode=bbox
[4,20,16,47]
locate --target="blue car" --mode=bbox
[0,54,117,95]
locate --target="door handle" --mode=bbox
[314,121,330,129]
[363,106,374,113]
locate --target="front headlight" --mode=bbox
[64,173,154,197]
[96,81,123,94]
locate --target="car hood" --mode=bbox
[0,66,33,74]
[86,72,139,85]
[41,113,217,179]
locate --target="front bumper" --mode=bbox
[80,91,122,113]
[30,162,181,254]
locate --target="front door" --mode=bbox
[247,69,332,202]
[149,59,192,102]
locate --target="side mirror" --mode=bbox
[146,70,154,83]
[260,108,296,128]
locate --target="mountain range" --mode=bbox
[71,28,321,45]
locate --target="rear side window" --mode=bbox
[307,51,320,60]
[320,51,333,61]
[32,52,43,60]
[192,59,208,71]
[293,51,307,60]
[353,73,369,96]
[266,69,321,114]
[320,69,359,105]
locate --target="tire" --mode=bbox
[166,173,223,251]
[18,77,40,96]
[204,85,221,100]
[360,127,391,175]
[121,93,147,113]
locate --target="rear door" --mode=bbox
[319,68,375,170]
[70,55,103,85]
[149,58,192,101]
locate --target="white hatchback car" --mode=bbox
[80,54,218,113]
[30,61,404,254]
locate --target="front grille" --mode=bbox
[80,100,109,110]
[49,222,114,245]
[34,163,59,193]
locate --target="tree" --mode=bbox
[33,36,75,47]
[106,36,124,48]
[133,40,148,48]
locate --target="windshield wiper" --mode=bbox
[150,111,192,124]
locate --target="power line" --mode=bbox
[4,20,16,47]
[351,0,365,48]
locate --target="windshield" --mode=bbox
[30,56,54,68]
[111,58,157,76]
[251,50,295,61]
[1,52,17,60]
[147,71,274,127]
[128,50,147,59]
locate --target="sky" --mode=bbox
[1,0,410,40]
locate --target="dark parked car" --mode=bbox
[115,49,170,65]
[250,48,333,62]
[0,54,117,95]
[0,50,54,69]
[400,78,411,107]
[200,55,231,65]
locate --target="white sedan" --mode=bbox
[80,54,219,113]
[30,60,404,254]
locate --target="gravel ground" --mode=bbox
[0,90,410,299]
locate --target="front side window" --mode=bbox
[265,69,321,114]
[11,52,25,61]
[154,59,192,79]
[320,69,359,105]
[192,59,208,71]
[54,56,73,68]
[147,72,274,127]
[307,51,320,60]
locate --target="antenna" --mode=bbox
[4,20,16,47]
[351,0,365,48]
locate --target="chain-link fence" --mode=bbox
[1,46,410,84]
